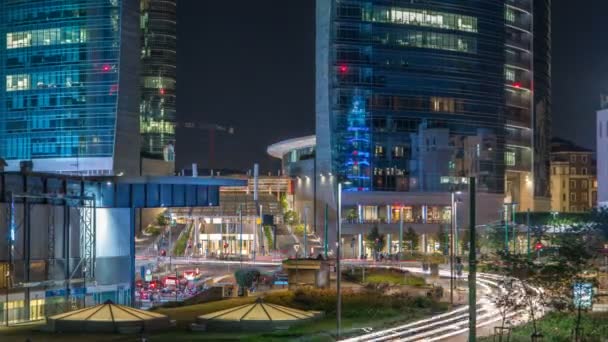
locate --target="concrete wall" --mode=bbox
[141,158,175,176]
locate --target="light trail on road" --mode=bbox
[341,266,543,342]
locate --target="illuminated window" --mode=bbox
[7,27,85,49]
[376,30,477,54]
[143,76,176,90]
[430,97,455,112]
[505,68,516,82]
[392,145,405,158]
[368,7,477,33]
[375,145,385,158]
[505,152,516,166]
[505,8,516,23]
[6,74,30,91]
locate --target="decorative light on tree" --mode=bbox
[343,95,371,191]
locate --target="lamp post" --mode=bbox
[468,177,477,342]
[293,244,300,285]
[336,182,343,339]
[399,207,404,260]
[239,204,243,268]
[526,209,531,261]
[303,207,308,258]
[450,190,461,305]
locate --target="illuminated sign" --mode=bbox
[573,282,594,309]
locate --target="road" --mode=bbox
[341,269,543,342]
[133,257,544,341]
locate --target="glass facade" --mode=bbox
[0,0,141,175]
[140,0,177,159]
[324,0,507,193]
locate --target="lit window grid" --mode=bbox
[0,1,123,161]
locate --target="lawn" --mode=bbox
[343,267,427,286]
[479,311,608,342]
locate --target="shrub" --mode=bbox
[234,268,260,288]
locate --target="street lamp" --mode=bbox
[336,182,343,339]
[450,190,461,305]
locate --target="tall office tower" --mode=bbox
[315,1,551,250]
[317,1,507,191]
[139,0,177,171]
[504,0,552,211]
[0,0,141,176]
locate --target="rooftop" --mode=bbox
[267,135,316,159]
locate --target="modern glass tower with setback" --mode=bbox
[139,0,177,161]
[316,0,551,211]
[0,0,141,176]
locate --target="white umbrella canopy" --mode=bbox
[197,297,322,331]
[47,300,170,333]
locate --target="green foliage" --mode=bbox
[365,226,385,252]
[345,208,358,222]
[283,210,299,225]
[263,225,273,249]
[343,268,426,287]
[495,224,597,336]
[172,224,192,256]
[436,225,448,255]
[480,312,608,342]
[293,223,306,236]
[513,211,592,226]
[155,213,169,227]
[404,227,419,251]
[234,268,260,288]
[279,194,289,212]
[263,288,446,319]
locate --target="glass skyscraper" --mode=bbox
[318,1,507,193]
[0,0,141,176]
[317,0,551,210]
[139,0,176,161]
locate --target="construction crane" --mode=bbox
[175,122,235,169]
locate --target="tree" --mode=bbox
[234,268,260,295]
[365,226,385,254]
[437,225,448,255]
[404,227,419,253]
[279,193,289,212]
[284,210,299,226]
[345,209,358,223]
[495,224,595,339]
[155,213,169,227]
[491,277,525,341]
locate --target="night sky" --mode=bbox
[176,1,608,173]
